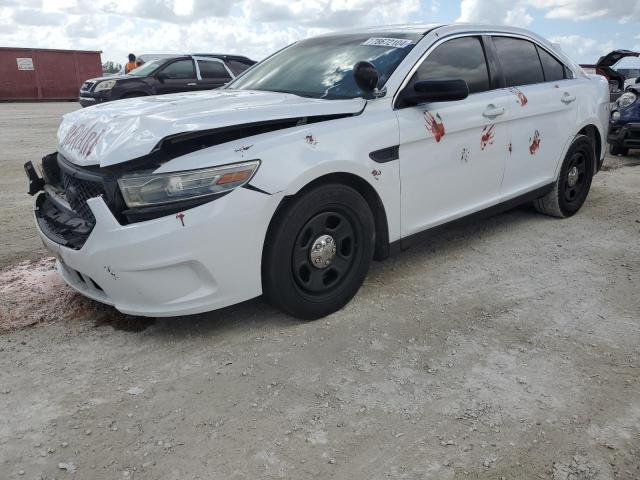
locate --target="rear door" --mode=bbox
[492,36,578,196]
[395,35,512,237]
[155,58,199,95]
[195,58,233,90]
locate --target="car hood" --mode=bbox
[58,89,366,167]
[596,49,640,68]
[86,74,131,83]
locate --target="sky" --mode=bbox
[1,0,639,66]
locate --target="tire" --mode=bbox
[262,183,375,320]
[534,134,595,218]
[609,144,629,156]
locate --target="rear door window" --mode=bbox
[536,46,566,82]
[412,36,491,94]
[197,60,231,80]
[161,59,195,79]
[493,37,544,87]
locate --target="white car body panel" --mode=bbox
[57,89,366,167]
[33,23,609,317]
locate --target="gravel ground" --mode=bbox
[0,103,639,479]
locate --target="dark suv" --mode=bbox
[79,54,255,107]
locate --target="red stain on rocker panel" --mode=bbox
[176,213,185,227]
[480,124,495,150]
[529,130,541,155]
[508,87,528,106]
[305,134,318,146]
[424,112,445,142]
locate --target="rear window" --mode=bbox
[412,36,491,94]
[197,60,231,79]
[493,37,544,87]
[536,46,566,82]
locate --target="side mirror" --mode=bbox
[399,78,469,107]
[156,72,167,82]
[353,61,379,97]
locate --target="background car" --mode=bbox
[608,85,640,155]
[580,49,639,102]
[79,54,255,107]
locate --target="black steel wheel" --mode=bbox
[262,183,375,320]
[534,134,595,218]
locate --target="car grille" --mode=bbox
[61,171,106,224]
[80,81,94,92]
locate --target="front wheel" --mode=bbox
[262,183,375,320]
[609,144,629,156]
[534,134,595,218]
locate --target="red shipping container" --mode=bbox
[0,47,102,100]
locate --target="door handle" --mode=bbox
[483,106,505,118]
[561,93,576,104]
[187,82,197,86]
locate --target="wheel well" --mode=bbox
[267,173,391,261]
[120,91,148,99]
[578,124,601,167]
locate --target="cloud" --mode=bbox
[459,0,640,25]
[550,34,616,61]
[0,0,421,64]
[12,7,65,25]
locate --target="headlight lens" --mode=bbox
[94,80,117,92]
[117,161,260,208]
[617,91,637,109]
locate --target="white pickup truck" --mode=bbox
[26,24,610,319]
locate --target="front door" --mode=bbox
[395,36,510,237]
[155,58,199,95]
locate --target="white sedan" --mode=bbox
[26,24,609,319]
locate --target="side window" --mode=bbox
[411,36,491,94]
[536,46,566,81]
[197,60,231,80]
[160,59,195,79]
[493,37,544,87]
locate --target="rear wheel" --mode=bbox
[262,183,375,320]
[609,144,629,156]
[534,134,595,218]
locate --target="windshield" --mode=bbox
[228,33,422,99]
[126,59,165,77]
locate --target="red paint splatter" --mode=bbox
[529,130,541,155]
[305,134,318,146]
[371,169,381,180]
[424,112,445,142]
[508,142,512,154]
[508,87,528,106]
[176,213,185,227]
[480,124,495,150]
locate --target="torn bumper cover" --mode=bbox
[608,122,640,150]
[27,155,283,317]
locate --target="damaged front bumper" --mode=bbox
[608,122,640,150]
[27,155,282,317]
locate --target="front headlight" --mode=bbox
[617,91,637,109]
[117,161,260,208]
[94,80,117,92]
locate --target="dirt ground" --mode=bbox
[0,102,639,480]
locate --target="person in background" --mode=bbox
[124,54,138,74]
